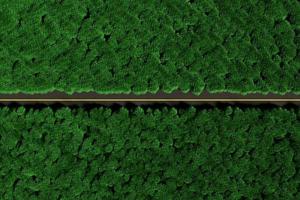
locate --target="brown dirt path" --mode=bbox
[0,91,299,106]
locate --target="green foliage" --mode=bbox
[0,0,299,94]
[0,106,299,199]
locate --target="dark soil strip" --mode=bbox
[0,91,299,106]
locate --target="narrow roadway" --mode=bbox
[0,91,299,106]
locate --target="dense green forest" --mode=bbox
[0,106,299,199]
[0,0,299,94]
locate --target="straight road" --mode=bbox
[0,91,299,105]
